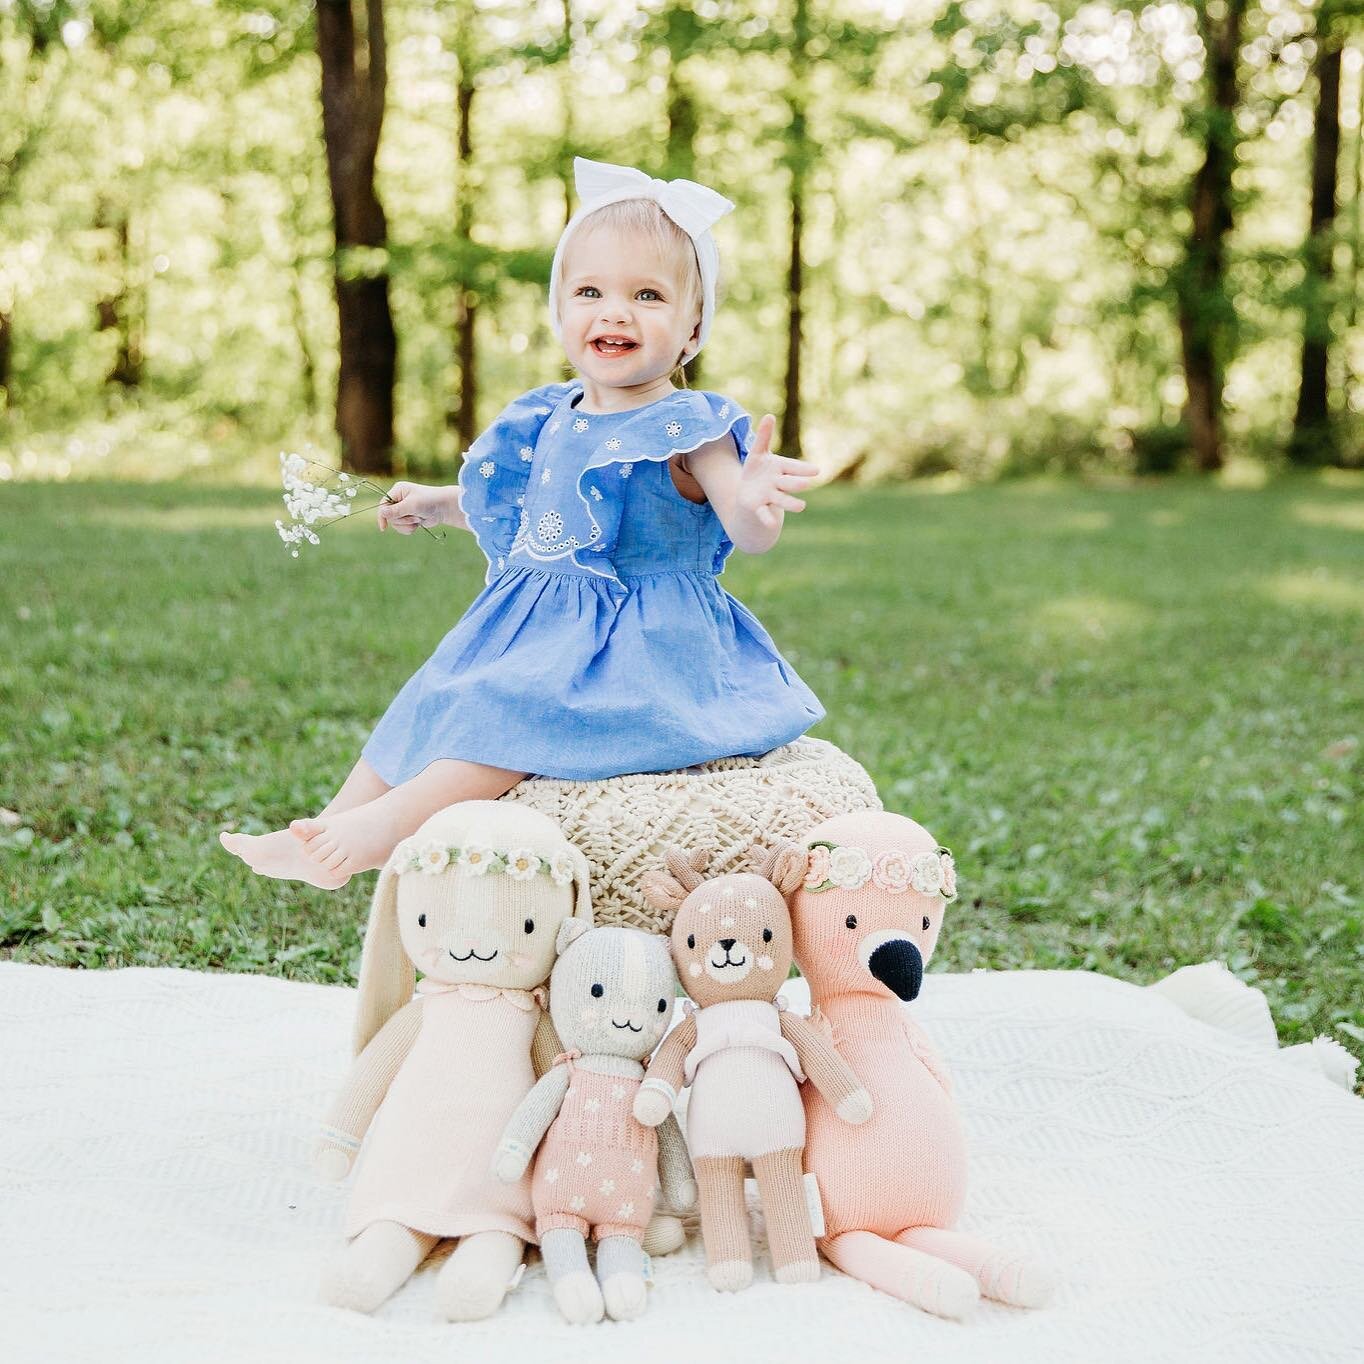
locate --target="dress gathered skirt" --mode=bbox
[361,382,825,784]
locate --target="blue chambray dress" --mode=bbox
[360,381,824,783]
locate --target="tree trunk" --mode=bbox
[95,199,144,388]
[780,0,809,457]
[0,305,12,409]
[451,44,479,453]
[1176,0,1245,473]
[1291,27,1344,464]
[316,0,396,476]
[560,0,575,230]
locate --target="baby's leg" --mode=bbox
[539,1227,604,1324]
[290,758,526,881]
[218,757,392,889]
[596,1234,648,1321]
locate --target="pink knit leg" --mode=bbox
[821,1230,980,1320]
[896,1227,1055,1309]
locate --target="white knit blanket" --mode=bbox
[2,961,1361,1364]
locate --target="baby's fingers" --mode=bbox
[774,455,820,478]
[769,492,806,514]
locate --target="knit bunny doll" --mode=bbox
[789,810,1055,1319]
[313,800,592,1320]
[491,923,696,1324]
[634,845,873,1290]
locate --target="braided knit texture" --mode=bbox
[499,738,882,932]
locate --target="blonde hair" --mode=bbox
[555,199,705,373]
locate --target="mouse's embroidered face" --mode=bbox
[668,873,794,1008]
[549,924,677,1062]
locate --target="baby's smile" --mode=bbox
[591,334,639,357]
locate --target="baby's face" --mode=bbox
[558,225,701,394]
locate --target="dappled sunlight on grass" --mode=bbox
[79,504,292,532]
[1217,458,1271,490]
[1292,501,1364,533]
[1052,510,1113,532]
[1261,570,1364,614]
[1148,508,1186,527]
[1033,593,1152,641]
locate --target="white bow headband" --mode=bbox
[549,157,735,357]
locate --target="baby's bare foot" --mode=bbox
[290,809,399,880]
[218,828,350,889]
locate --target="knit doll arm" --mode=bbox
[655,1111,698,1213]
[781,1011,874,1125]
[904,1018,954,1097]
[491,1063,571,1184]
[530,1010,564,1079]
[633,1014,697,1127]
[315,998,423,1180]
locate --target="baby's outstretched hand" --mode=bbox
[736,414,820,530]
[377,481,457,534]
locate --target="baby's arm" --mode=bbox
[781,1010,873,1124]
[376,481,467,535]
[633,1013,697,1126]
[315,998,423,1179]
[687,413,819,555]
[491,1063,572,1183]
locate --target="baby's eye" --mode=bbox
[591,983,604,998]
[637,289,662,302]
[762,928,773,943]
[922,915,931,931]
[524,918,535,934]
[575,285,601,298]
[417,913,427,928]
[657,998,667,1012]
[845,915,857,930]
[687,933,696,949]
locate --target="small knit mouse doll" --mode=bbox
[789,810,1055,1319]
[492,923,696,1324]
[634,845,873,1291]
[313,800,592,1321]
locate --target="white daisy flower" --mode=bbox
[418,841,450,875]
[584,1097,601,1113]
[462,844,495,875]
[606,437,622,451]
[598,1179,616,1195]
[505,847,540,881]
[630,1158,645,1175]
[573,417,589,432]
[544,1168,559,1183]
[828,844,874,891]
[718,402,730,418]
[519,445,534,462]
[665,420,682,438]
[617,1201,634,1219]
[619,464,633,478]
[548,849,577,886]
[589,486,603,501]
[541,468,552,484]
[479,460,495,478]
[576,1150,593,1166]
[611,1085,626,1101]
[569,1194,586,1211]
[909,851,945,896]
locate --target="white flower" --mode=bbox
[462,844,495,875]
[537,510,564,543]
[418,841,450,875]
[598,1178,615,1195]
[548,849,577,886]
[940,853,957,899]
[569,1194,585,1211]
[544,1168,560,1184]
[606,438,621,451]
[872,849,912,895]
[519,445,534,462]
[548,420,561,433]
[630,1158,644,1175]
[573,417,589,432]
[617,1201,635,1219]
[665,421,682,438]
[584,1097,601,1113]
[611,1084,626,1101]
[589,486,603,501]
[388,839,418,873]
[515,494,525,507]
[619,464,633,478]
[479,460,495,478]
[828,844,874,890]
[909,851,945,896]
[541,468,552,484]
[718,402,730,418]
[576,1150,593,1166]
[505,847,540,881]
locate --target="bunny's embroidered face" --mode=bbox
[789,811,954,1005]
[549,924,677,1062]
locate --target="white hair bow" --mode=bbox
[572,157,735,240]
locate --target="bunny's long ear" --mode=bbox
[352,863,414,1056]
[569,845,594,924]
[760,841,808,898]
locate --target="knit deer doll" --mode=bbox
[635,845,873,1290]
[313,800,592,1320]
[789,810,1055,1319]
[492,923,696,1324]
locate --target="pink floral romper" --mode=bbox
[532,1059,658,1243]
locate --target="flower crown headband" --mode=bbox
[803,841,957,900]
[389,838,578,886]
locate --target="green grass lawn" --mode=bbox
[1,473,1360,1066]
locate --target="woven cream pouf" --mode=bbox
[499,737,882,932]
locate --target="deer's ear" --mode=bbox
[760,842,808,897]
[641,870,690,914]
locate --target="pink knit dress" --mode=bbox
[532,1060,658,1243]
[344,983,543,1242]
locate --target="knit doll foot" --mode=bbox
[600,1271,648,1321]
[290,810,397,880]
[980,1256,1056,1310]
[553,1270,605,1324]
[219,829,350,890]
[773,1258,821,1285]
[706,1258,753,1292]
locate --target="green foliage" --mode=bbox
[0,474,1359,1075]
